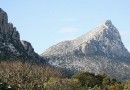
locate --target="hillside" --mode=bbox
[42,20,130,81]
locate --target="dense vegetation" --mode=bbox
[0,60,130,90]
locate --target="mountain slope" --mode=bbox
[0,8,45,62]
[42,20,130,81]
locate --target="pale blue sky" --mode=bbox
[0,0,130,54]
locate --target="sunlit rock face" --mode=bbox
[42,20,130,81]
[0,8,45,62]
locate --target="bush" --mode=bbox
[45,77,81,90]
[72,72,101,87]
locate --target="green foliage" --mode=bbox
[45,77,81,90]
[72,72,124,90]
[72,72,102,87]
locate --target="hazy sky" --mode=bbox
[0,0,130,54]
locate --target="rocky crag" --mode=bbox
[0,8,44,62]
[42,20,130,81]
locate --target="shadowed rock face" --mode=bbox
[0,8,44,62]
[42,20,130,81]
[0,8,25,59]
[21,40,44,61]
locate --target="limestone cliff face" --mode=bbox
[0,8,44,62]
[42,20,130,81]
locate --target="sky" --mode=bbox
[0,0,130,54]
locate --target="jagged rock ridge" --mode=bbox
[42,20,130,81]
[0,8,44,62]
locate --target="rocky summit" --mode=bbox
[42,20,130,81]
[0,8,44,62]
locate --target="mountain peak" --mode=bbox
[73,20,130,58]
[43,20,130,58]
[74,20,120,47]
[0,8,4,12]
[97,20,114,33]
[0,8,8,25]
[104,20,112,26]
[96,20,114,32]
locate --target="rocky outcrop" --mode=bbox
[0,8,45,62]
[21,40,43,61]
[0,8,25,59]
[42,20,130,81]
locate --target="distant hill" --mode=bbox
[42,20,130,81]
